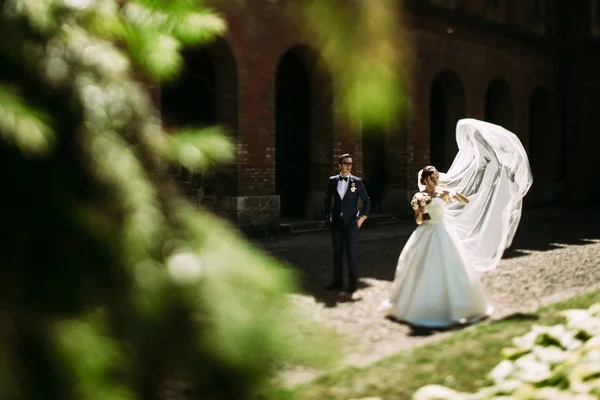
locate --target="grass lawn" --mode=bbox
[274,289,600,400]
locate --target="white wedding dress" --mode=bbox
[385,196,491,327]
[384,118,533,328]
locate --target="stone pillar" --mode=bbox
[208,14,281,233]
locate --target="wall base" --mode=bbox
[216,195,280,234]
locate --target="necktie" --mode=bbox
[339,176,348,182]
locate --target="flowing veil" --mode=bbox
[426,118,533,272]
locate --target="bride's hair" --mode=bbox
[420,165,437,185]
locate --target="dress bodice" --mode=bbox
[422,197,445,224]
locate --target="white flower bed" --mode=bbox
[414,304,600,400]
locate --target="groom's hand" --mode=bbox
[357,215,367,229]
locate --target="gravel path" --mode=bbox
[255,207,600,386]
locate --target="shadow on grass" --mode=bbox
[386,314,495,337]
[494,312,539,323]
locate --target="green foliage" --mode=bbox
[169,127,233,170]
[0,0,339,399]
[414,303,600,399]
[289,290,600,400]
[0,0,411,397]
[120,1,226,81]
[0,85,56,156]
[301,0,411,131]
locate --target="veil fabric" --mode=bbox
[424,118,533,272]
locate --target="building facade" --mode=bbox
[157,0,600,232]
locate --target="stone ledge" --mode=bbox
[216,195,280,233]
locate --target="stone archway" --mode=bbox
[275,46,333,219]
[160,49,215,129]
[529,86,562,204]
[485,77,515,131]
[529,86,550,181]
[160,39,238,201]
[362,125,387,213]
[429,69,466,172]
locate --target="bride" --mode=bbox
[383,118,533,328]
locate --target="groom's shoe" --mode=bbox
[345,289,362,301]
[326,281,343,290]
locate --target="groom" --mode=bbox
[324,154,371,294]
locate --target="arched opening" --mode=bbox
[529,86,561,204]
[161,50,215,129]
[485,78,515,131]
[276,50,310,219]
[529,87,550,181]
[275,46,333,219]
[160,39,238,200]
[429,69,466,172]
[362,128,386,213]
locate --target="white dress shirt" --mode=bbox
[337,174,350,199]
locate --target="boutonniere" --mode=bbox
[350,181,356,192]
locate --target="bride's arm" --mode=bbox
[414,207,425,225]
[445,190,469,204]
[451,191,469,204]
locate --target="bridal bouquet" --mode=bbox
[411,192,432,220]
[410,192,432,210]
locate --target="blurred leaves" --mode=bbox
[124,28,184,81]
[174,11,227,45]
[121,1,226,81]
[52,319,134,400]
[3,0,58,34]
[169,126,234,170]
[0,0,412,398]
[0,0,337,399]
[0,84,56,157]
[302,0,411,130]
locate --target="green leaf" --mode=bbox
[302,0,410,131]
[0,84,56,157]
[173,11,227,46]
[52,319,135,400]
[123,27,183,81]
[169,126,234,170]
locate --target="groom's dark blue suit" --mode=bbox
[324,174,371,292]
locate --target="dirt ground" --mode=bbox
[254,206,600,386]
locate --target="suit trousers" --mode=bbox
[330,220,358,291]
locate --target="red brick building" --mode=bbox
[158,0,600,232]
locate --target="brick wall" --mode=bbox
[218,1,345,202]
[160,0,585,226]
[404,10,560,205]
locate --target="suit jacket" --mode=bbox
[324,174,371,225]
